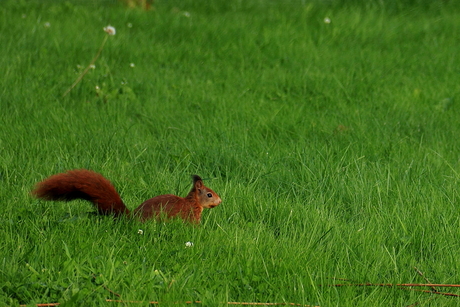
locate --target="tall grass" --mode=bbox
[1,0,460,305]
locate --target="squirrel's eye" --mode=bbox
[207,193,213,198]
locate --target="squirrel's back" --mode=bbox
[134,175,222,223]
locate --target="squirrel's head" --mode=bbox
[192,175,222,209]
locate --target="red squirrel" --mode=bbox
[32,169,222,223]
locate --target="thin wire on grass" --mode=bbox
[20,304,60,307]
[25,275,314,306]
[106,300,317,306]
[22,282,460,307]
[94,275,317,307]
[21,301,318,306]
[26,268,460,306]
[322,282,460,298]
[408,288,460,297]
[324,283,460,288]
[323,268,460,305]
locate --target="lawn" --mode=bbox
[1,0,460,306]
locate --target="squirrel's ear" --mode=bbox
[192,175,203,189]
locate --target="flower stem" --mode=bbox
[62,34,109,97]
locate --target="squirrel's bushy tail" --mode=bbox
[32,169,130,217]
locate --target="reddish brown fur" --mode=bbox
[135,195,203,223]
[32,170,221,223]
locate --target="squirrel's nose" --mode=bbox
[211,198,222,208]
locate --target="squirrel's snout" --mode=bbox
[210,197,222,208]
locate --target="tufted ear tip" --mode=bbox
[191,175,202,183]
[191,175,204,189]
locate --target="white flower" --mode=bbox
[89,64,96,69]
[182,11,191,18]
[185,241,193,247]
[103,25,116,35]
[44,22,51,28]
[138,229,144,235]
[129,63,135,68]
[127,23,133,28]
[324,17,331,24]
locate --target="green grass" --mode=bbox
[1,0,460,305]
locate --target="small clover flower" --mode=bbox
[129,63,135,68]
[324,17,331,24]
[185,241,194,248]
[104,25,116,35]
[138,229,144,235]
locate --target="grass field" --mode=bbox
[1,0,460,305]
